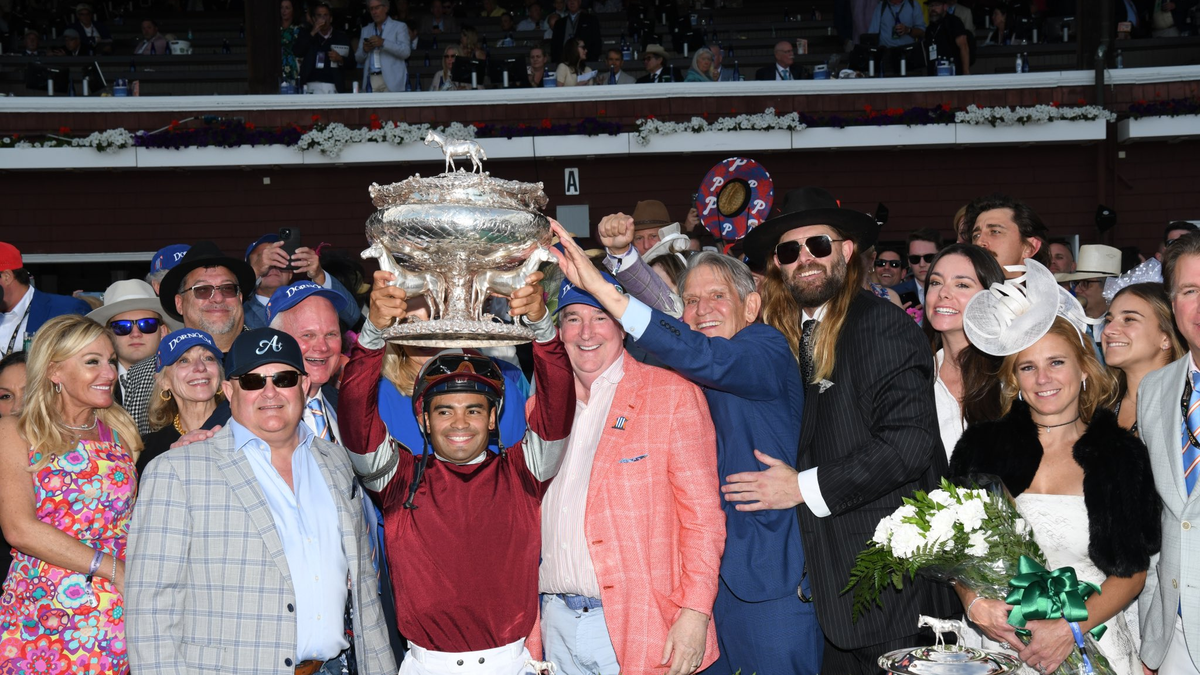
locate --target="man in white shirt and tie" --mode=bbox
[266,279,407,664]
[756,41,804,80]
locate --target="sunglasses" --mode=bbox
[184,283,240,301]
[874,259,902,269]
[908,253,937,265]
[421,353,504,386]
[109,318,162,336]
[774,235,846,265]
[235,370,301,391]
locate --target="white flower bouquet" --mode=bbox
[844,476,1114,675]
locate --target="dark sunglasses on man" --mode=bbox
[774,235,846,265]
[874,259,902,269]
[109,318,162,336]
[235,370,302,391]
[908,254,936,265]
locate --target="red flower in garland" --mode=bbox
[58,126,71,135]
[369,113,382,130]
[540,117,552,129]
[168,120,179,131]
[598,109,606,116]
[246,122,256,130]
[312,114,321,123]
[473,121,486,129]
[1050,101,1060,107]
[1136,99,1147,106]
[1077,98,1087,105]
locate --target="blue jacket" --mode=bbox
[243,274,361,330]
[632,309,807,602]
[27,289,92,335]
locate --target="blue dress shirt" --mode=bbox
[231,419,350,662]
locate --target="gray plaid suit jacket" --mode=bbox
[126,426,397,675]
[1138,355,1200,669]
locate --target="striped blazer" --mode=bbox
[126,426,396,675]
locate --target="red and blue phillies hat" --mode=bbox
[696,157,775,242]
[150,244,191,275]
[265,281,350,324]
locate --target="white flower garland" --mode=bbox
[7,128,136,152]
[634,107,805,146]
[296,120,476,157]
[954,104,1116,127]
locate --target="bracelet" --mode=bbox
[966,596,985,623]
[110,553,118,586]
[85,548,103,584]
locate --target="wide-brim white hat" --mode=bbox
[87,279,182,330]
[964,259,1093,357]
[1055,244,1122,282]
[643,223,691,264]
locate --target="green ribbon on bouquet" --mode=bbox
[1004,555,1107,641]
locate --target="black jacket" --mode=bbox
[549,11,602,64]
[755,63,808,81]
[295,28,357,90]
[636,64,683,83]
[796,291,954,649]
[950,401,1162,578]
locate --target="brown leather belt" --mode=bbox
[294,660,325,675]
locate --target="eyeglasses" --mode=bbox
[875,259,902,269]
[774,235,845,265]
[183,283,240,301]
[109,318,162,336]
[908,253,937,265]
[235,370,301,390]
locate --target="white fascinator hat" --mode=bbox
[963,259,1098,357]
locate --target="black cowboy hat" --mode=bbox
[159,241,257,321]
[741,187,880,268]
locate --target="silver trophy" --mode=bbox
[877,616,1020,675]
[362,133,555,347]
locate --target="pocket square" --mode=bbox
[818,379,835,393]
[618,454,648,464]
[612,416,628,430]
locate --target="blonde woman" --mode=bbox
[138,329,226,475]
[0,314,141,674]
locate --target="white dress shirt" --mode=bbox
[539,353,625,599]
[231,419,349,662]
[933,349,964,461]
[0,286,34,356]
[796,304,832,517]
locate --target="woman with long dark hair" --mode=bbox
[922,244,1007,455]
[555,37,593,86]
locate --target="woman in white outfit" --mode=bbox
[949,259,1161,675]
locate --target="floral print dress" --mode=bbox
[0,423,137,675]
[282,24,301,85]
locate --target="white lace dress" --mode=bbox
[1009,494,1141,675]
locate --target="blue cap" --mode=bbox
[245,233,280,260]
[225,328,307,379]
[265,281,350,324]
[150,244,190,275]
[556,271,624,313]
[156,328,223,373]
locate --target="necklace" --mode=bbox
[1035,415,1081,432]
[61,411,98,431]
[173,414,187,435]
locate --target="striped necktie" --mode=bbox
[1182,371,1200,494]
[307,397,332,442]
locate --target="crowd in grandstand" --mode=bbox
[0,168,1198,675]
[4,0,1197,94]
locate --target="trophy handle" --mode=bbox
[361,243,446,321]
[470,247,556,318]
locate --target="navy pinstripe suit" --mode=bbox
[797,291,954,671]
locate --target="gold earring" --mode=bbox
[160,389,173,401]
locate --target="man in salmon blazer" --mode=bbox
[535,270,725,675]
